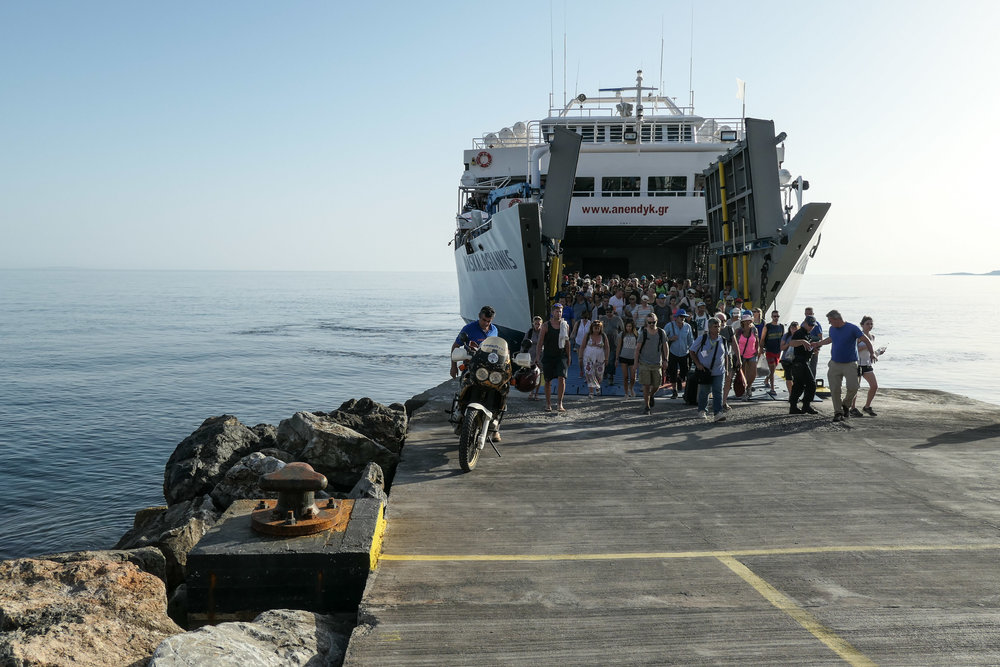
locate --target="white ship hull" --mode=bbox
[454,206,532,337]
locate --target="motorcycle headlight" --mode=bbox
[489,371,504,385]
[475,367,490,381]
[487,352,499,364]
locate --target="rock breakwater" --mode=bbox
[0,394,415,666]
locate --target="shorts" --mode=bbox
[858,364,874,375]
[541,357,568,380]
[780,359,793,375]
[636,362,662,387]
[619,355,634,366]
[765,351,781,365]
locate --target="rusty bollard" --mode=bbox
[251,462,347,537]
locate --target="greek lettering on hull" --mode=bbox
[464,249,519,273]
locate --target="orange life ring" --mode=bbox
[475,151,492,168]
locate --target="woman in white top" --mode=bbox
[572,313,592,353]
[779,321,799,394]
[617,319,639,398]
[851,315,880,416]
[579,320,611,397]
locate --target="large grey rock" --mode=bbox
[149,608,350,666]
[209,451,285,511]
[322,397,408,454]
[163,415,261,506]
[0,558,182,666]
[251,422,279,449]
[347,462,388,506]
[277,411,399,488]
[37,546,167,583]
[115,495,220,592]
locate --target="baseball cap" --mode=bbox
[696,301,706,306]
[687,288,695,293]
[675,309,687,317]
[803,315,817,325]
[641,295,650,301]
[730,308,741,317]
[741,313,753,321]
[656,293,666,299]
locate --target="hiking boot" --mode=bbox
[833,413,845,423]
[789,405,802,415]
[842,403,851,418]
[849,407,864,418]
[803,406,819,415]
[863,406,878,416]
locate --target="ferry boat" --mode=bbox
[453,70,830,339]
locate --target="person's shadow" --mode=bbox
[913,423,1000,449]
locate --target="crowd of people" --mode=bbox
[517,271,883,422]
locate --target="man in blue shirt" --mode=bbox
[450,305,498,378]
[814,309,875,423]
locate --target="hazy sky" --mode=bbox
[2,1,997,274]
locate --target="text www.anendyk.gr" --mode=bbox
[580,204,669,216]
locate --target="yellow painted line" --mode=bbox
[380,542,1000,562]
[718,555,876,667]
[369,502,387,570]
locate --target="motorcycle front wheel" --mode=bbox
[458,410,484,472]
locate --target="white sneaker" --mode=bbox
[715,413,727,422]
[698,410,708,420]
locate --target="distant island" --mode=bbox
[938,269,1000,276]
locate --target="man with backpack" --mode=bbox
[633,313,669,415]
[689,318,730,421]
[664,309,694,399]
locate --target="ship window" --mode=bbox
[648,176,687,197]
[580,125,595,143]
[573,177,595,197]
[609,125,623,142]
[693,174,706,195]
[640,125,652,142]
[665,125,680,142]
[682,125,693,141]
[602,176,640,197]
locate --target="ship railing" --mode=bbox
[471,117,746,148]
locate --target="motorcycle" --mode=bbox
[449,334,533,471]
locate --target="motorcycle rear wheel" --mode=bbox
[458,410,484,472]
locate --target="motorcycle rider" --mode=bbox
[451,305,504,441]
[451,305,498,379]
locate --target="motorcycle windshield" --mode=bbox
[478,336,509,366]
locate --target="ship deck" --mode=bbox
[346,386,1000,665]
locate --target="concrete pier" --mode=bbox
[346,386,1000,665]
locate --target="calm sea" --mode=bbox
[0,270,997,559]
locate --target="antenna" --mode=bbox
[659,16,664,102]
[562,23,567,107]
[688,2,695,110]
[549,0,554,110]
